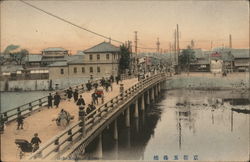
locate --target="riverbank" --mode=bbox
[165,72,249,90]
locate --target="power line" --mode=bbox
[19,0,123,44]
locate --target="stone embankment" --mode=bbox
[165,72,249,90]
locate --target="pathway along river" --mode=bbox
[84,89,249,161]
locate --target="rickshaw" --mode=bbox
[52,110,74,127]
[15,139,34,159]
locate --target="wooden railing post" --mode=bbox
[78,106,85,137]
[39,99,42,106]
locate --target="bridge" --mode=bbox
[1,73,167,161]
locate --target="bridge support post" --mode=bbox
[113,120,118,140]
[141,94,145,110]
[146,91,150,105]
[155,86,158,98]
[95,134,103,159]
[134,99,139,118]
[151,88,155,102]
[125,107,130,127]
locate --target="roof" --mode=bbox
[42,47,68,52]
[1,65,23,72]
[231,49,250,59]
[26,54,42,62]
[48,61,68,67]
[66,55,85,64]
[84,42,120,53]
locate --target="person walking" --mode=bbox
[66,87,73,101]
[48,93,53,108]
[77,95,85,106]
[54,92,61,108]
[16,113,25,130]
[73,89,79,102]
[31,133,42,152]
[91,91,98,105]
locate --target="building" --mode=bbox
[231,49,250,72]
[41,47,69,66]
[81,41,121,77]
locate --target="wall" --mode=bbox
[0,80,49,91]
[165,75,250,90]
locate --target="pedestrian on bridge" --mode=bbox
[73,89,79,102]
[77,95,85,106]
[66,87,73,101]
[54,92,61,108]
[31,133,42,152]
[16,113,25,130]
[48,93,53,108]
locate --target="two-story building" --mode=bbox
[66,41,120,79]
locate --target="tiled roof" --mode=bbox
[26,54,42,62]
[42,47,68,52]
[84,42,120,53]
[1,65,23,72]
[231,49,249,58]
[48,61,68,67]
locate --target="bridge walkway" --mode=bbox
[1,78,138,161]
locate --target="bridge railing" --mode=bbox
[1,75,137,124]
[27,73,166,160]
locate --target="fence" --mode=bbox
[27,73,166,160]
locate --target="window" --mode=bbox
[97,54,100,60]
[60,69,64,74]
[82,67,85,73]
[89,54,93,60]
[97,67,101,73]
[89,67,93,73]
[74,67,77,73]
[106,54,109,60]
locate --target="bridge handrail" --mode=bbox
[1,75,135,123]
[27,73,166,160]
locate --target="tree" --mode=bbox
[10,49,29,65]
[118,44,131,74]
[179,46,195,71]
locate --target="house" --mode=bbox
[25,54,42,67]
[231,49,250,72]
[41,47,69,66]
[190,49,210,72]
[80,41,121,78]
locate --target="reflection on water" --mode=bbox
[85,90,249,161]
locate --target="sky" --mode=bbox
[0,0,249,54]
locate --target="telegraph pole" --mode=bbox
[156,37,160,53]
[174,29,177,65]
[134,31,138,54]
[176,24,180,73]
[229,34,232,48]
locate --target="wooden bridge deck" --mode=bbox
[0,78,138,161]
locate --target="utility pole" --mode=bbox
[174,29,177,65]
[211,41,213,50]
[134,31,138,54]
[176,24,180,73]
[156,37,160,53]
[229,34,232,48]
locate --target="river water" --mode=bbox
[85,89,249,161]
[0,91,49,112]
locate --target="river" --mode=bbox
[0,91,49,112]
[85,89,249,161]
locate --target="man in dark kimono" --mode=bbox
[66,87,73,101]
[73,89,79,102]
[54,92,61,108]
[77,95,85,106]
[48,93,53,108]
[16,113,25,130]
[31,133,42,152]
